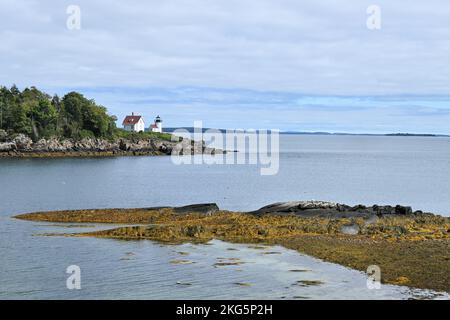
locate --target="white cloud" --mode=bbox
[2,0,450,133]
[1,0,450,94]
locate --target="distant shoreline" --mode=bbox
[0,150,166,159]
[164,127,450,137]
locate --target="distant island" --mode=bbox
[164,127,449,137]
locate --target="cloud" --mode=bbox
[45,86,450,134]
[1,1,450,132]
[2,0,450,94]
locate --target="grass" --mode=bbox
[113,129,176,142]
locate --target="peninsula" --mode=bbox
[0,85,219,157]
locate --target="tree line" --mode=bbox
[0,85,118,140]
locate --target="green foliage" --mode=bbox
[0,85,117,140]
[114,128,174,142]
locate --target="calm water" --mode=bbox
[1,135,450,299]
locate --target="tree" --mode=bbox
[0,86,119,140]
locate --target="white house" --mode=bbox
[150,115,163,133]
[122,113,145,132]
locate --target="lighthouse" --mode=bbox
[150,115,163,133]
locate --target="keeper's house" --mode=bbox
[122,113,145,132]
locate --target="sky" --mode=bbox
[1,0,450,133]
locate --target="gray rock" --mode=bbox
[373,205,395,215]
[12,134,32,150]
[352,204,368,211]
[395,205,412,215]
[251,201,339,215]
[0,142,15,152]
[340,224,360,235]
[0,129,7,142]
[248,201,419,218]
[173,203,220,215]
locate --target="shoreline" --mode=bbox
[0,150,166,159]
[0,133,223,159]
[15,202,450,293]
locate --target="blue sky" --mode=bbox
[1,0,450,133]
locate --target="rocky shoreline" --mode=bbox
[0,132,221,158]
[15,201,450,293]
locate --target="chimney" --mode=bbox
[132,112,134,116]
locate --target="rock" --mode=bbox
[247,201,362,217]
[249,201,338,215]
[119,139,130,151]
[394,226,408,235]
[0,142,15,152]
[248,201,417,218]
[158,143,170,154]
[373,205,395,215]
[13,134,32,150]
[173,203,220,215]
[183,225,204,237]
[340,224,360,235]
[395,205,412,215]
[337,203,352,212]
[33,138,74,152]
[0,129,7,142]
[352,204,367,211]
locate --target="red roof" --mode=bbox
[122,115,142,125]
[151,124,158,128]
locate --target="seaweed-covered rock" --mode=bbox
[183,225,204,237]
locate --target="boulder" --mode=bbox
[119,139,131,151]
[31,137,78,152]
[173,203,220,216]
[395,205,413,215]
[351,204,367,211]
[0,129,7,142]
[252,201,339,215]
[340,224,360,235]
[248,201,418,218]
[373,205,395,215]
[0,142,15,152]
[13,134,32,150]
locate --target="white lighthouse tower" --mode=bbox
[151,115,163,133]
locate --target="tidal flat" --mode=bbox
[15,204,450,293]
